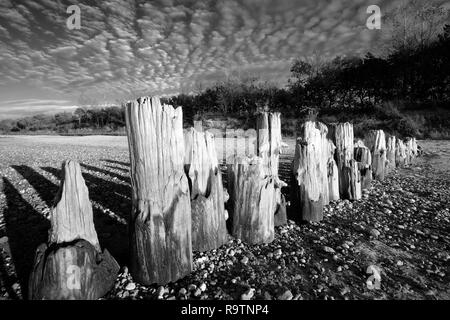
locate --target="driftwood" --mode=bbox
[354,143,373,190]
[29,161,119,300]
[125,97,192,285]
[333,123,360,200]
[291,121,328,222]
[386,135,397,174]
[256,112,287,226]
[366,130,387,181]
[184,128,228,252]
[227,156,276,244]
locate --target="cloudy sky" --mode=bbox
[0,0,448,119]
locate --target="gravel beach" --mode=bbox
[0,135,449,300]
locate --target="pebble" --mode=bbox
[277,290,293,300]
[199,283,207,292]
[156,286,165,297]
[370,229,381,238]
[240,256,249,265]
[241,288,255,300]
[323,246,335,254]
[125,283,136,291]
[0,236,8,245]
[193,288,202,297]
[178,288,187,295]
[188,284,197,291]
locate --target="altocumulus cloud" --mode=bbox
[0,0,446,116]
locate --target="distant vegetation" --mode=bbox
[1,3,448,139]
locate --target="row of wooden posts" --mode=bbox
[28,97,419,299]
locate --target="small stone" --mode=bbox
[199,283,207,292]
[178,288,187,295]
[193,288,202,297]
[274,249,282,256]
[323,246,335,254]
[0,236,8,245]
[188,284,197,291]
[396,260,404,267]
[240,256,249,265]
[277,290,293,300]
[241,288,255,300]
[125,283,136,291]
[156,286,165,297]
[370,229,381,238]
[263,291,272,300]
[337,266,343,272]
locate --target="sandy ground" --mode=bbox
[0,135,449,300]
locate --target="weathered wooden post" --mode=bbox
[227,156,276,244]
[125,97,192,285]
[29,160,119,300]
[291,121,329,222]
[386,135,397,174]
[332,123,361,200]
[327,140,340,202]
[256,112,287,226]
[396,139,407,167]
[405,137,417,164]
[184,128,228,252]
[366,130,387,181]
[354,142,373,190]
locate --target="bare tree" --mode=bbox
[383,0,449,52]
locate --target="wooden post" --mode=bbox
[354,143,373,190]
[365,130,387,181]
[386,135,396,174]
[184,128,228,252]
[332,123,360,200]
[396,139,407,167]
[256,112,287,226]
[227,156,276,244]
[405,137,417,165]
[29,160,119,300]
[291,121,329,222]
[327,140,340,201]
[343,160,362,200]
[125,97,192,285]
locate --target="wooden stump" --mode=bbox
[291,121,329,222]
[332,123,360,200]
[342,160,362,200]
[125,97,192,285]
[327,140,340,202]
[184,128,228,252]
[256,112,287,226]
[29,160,119,300]
[354,144,373,190]
[366,130,387,181]
[386,135,396,174]
[405,137,417,165]
[411,138,418,158]
[227,156,276,244]
[396,139,407,167]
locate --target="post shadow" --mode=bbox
[106,164,129,174]
[2,177,50,299]
[101,159,130,167]
[11,165,58,207]
[80,162,130,184]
